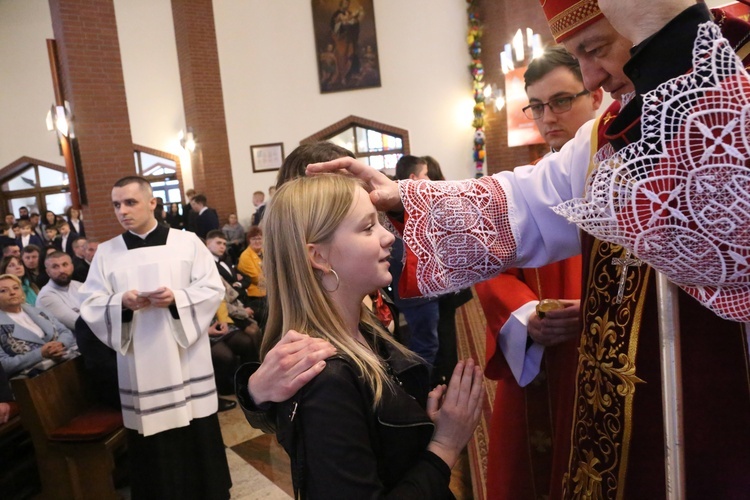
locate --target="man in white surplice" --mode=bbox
[79,176,231,498]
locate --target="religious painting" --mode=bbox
[250,143,285,173]
[311,0,382,93]
[505,66,545,147]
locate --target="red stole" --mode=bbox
[476,257,581,500]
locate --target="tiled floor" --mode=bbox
[217,396,291,499]
[218,395,474,499]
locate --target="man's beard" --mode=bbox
[52,275,72,287]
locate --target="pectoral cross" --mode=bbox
[612,251,643,304]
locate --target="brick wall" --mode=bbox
[171,0,237,224]
[478,0,553,174]
[49,0,138,241]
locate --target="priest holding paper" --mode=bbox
[79,176,231,499]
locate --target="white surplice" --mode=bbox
[399,120,596,385]
[400,120,595,297]
[79,228,223,436]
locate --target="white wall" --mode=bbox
[114,0,184,152]
[0,0,479,222]
[115,0,476,222]
[213,0,475,221]
[112,0,194,187]
[0,0,59,168]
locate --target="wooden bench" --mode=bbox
[0,402,41,499]
[11,356,127,500]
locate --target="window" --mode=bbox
[0,159,70,218]
[302,115,409,175]
[133,146,182,205]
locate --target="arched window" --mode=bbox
[0,147,184,221]
[133,145,183,205]
[301,115,409,174]
[0,157,70,218]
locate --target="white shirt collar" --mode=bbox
[128,220,159,240]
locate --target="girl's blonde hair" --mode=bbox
[261,174,414,406]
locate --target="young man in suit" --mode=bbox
[205,230,250,302]
[190,194,219,240]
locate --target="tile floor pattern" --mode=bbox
[217,395,474,499]
[217,397,292,499]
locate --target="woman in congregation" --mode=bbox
[259,174,483,498]
[41,210,58,239]
[222,213,245,263]
[165,202,184,230]
[65,206,86,237]
[0,274,75,377]
[1,255,40,306]
[237,225,267,329]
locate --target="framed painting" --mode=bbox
[311,0,381,93]
[250,143,285,173]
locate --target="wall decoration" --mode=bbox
[466,0,485,178]
[311,0,381,93]
[250,143,285,173]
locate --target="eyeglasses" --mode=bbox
[522,90,590,120]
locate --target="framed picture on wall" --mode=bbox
[311,0,381,93]
[250,143,285,173]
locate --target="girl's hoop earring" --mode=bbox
[323,268,340,292]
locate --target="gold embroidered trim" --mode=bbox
[615,257,650,500]
[562,241,650,499]
[548,0,602,41]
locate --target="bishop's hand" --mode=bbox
[306,157,403,213]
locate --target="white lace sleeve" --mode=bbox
[554,22,750,321]
[399,176,517,296]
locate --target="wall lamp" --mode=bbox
[500,28,543,74]
[483,83,506,112]
[179,128,197,153]
[45,103,74,137]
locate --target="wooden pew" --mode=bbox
[0,402,41,499]
[11,356,126,500]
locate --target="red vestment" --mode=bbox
[475,256,581,500]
